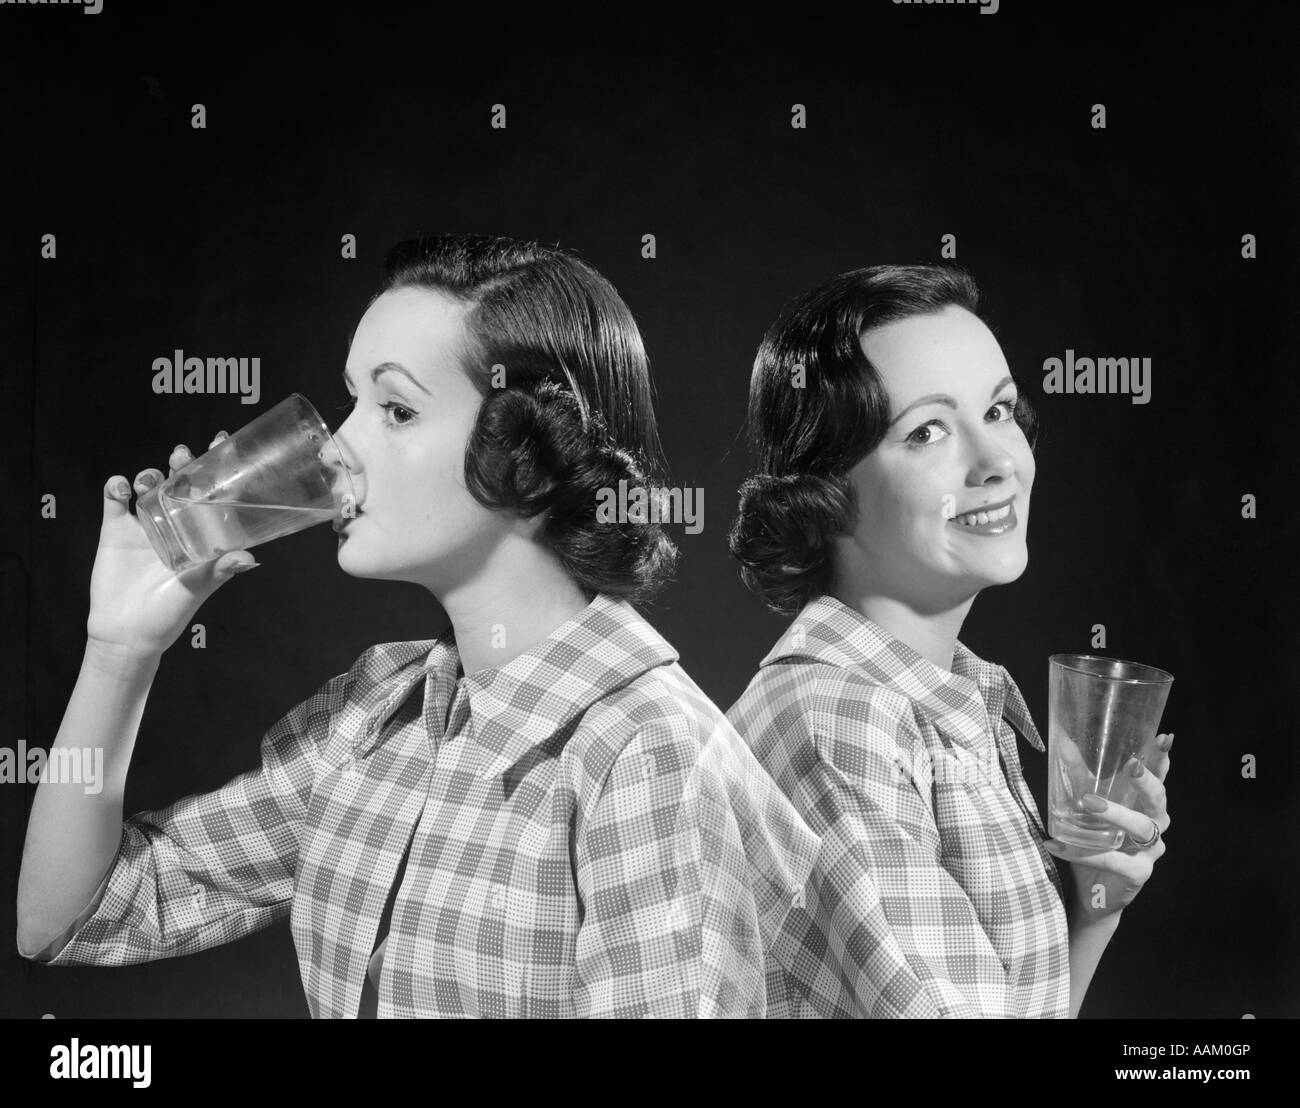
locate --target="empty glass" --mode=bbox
[1047,654,1174,850]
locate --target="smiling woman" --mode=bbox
[727,266,1040,618]
[16,232,821,1018]
[726,264,1173,1019]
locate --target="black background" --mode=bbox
[2,0,1297,1019]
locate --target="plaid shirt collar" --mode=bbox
[390,593,681,778]
[759,594,1044,754]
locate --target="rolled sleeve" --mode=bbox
[23,665,354,967]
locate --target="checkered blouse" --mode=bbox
[23,594,819,1017]
[726,594,1070,1018]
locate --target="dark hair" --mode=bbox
[369,233,678,603]
[728,264,1040,616]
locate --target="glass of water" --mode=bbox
[135,393,355,574]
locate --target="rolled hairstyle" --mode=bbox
[729,264,1040,615]
[369,233,678,603]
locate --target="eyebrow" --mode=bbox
[342,362,431,396]
[887,375,1016,429]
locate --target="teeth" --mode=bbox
[954,503,1012,526]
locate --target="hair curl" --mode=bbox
[730,472,856,615]
[464,378,678,602]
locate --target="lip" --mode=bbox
[947,496,1018,536]
[957,494,1016,516]
[333,511,362,534]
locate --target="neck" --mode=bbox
[438,535,592,676]
[827,582,976,673]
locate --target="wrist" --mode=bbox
[85,637,163,677]
[1066,900,1123,934]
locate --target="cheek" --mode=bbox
[367,436,463,529]
[415,455,473,527]
[893,475,958,563]
[856,466,941,545]
[416,422,506,532]
[418,417,474,489]
[890,475,948,538]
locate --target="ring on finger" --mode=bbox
[1125,819,1161,851]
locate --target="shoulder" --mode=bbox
[730,660,923,760]
[728,662,939,837]
[564,661,735,809]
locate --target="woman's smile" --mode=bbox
[947,494,1019,536]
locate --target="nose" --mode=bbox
[334,428,359,473]
[330,424,366,506]
[329,405,359,466]
[966,425,1016,486]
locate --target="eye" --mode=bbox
[335,393,414,428]
[906,420,951,447]
[988,397,1018,422]
[380,402,415,428]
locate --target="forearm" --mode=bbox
[1066,905,1122,1017]
[16,639,160,953]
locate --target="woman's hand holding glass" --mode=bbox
[87,432,257,661]
[1044,733,1173,922]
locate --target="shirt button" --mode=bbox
[191,885,205,910]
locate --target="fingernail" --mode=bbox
[111,480,131,497]
[229,561,260,574]
[1129,757,1146,777]
[136,474,157,489]
[1081,794,1108,812]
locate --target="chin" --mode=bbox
[335,539,377,576]
[979,550,1029,586]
